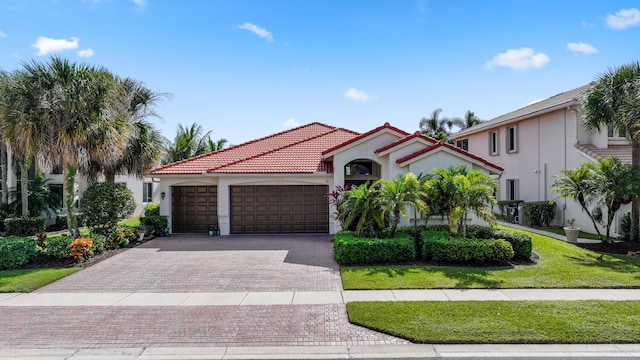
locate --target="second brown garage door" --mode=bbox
[230,185,329,234]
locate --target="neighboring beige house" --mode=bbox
[3,147,159,218]
[150,122,503,235]
[452,84,631,235]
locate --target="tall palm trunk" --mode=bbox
[632,141,640,242]
[63,163,79,237]
[20,161,29,216]
[0,143,7,205]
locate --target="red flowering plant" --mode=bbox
[326,184,351,223]
[70,237,94,261]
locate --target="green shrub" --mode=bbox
[333,231,416,265]
[4,217,46,236]
[88,233,107,254]
[79,183,135,233]
[522,200,557,227]
[54,214,67,231]
[45,236,75,259]
[464,225,494,239]
[492,229,533,260]
[144,203,160,216]
[0,236,38,270]
[140,215,168,235]
[421,230,514,264]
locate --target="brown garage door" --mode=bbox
[230,185,329,234]
[171,186,218,233]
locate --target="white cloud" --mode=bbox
[236,22,274,42]
[606,8,640,30]
[567,42,598,55]
[0,31,7,38]
[344,88,373,102]
[484,47,550,71]
[282,118,301,129]
[131,0,147,9]
[31,36,79,55]
[77,48,95,58]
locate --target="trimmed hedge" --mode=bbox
[522,200,556,227]
[333,231,416,265]
[0,236,38,270]
[45,236,75,259]
[140,215,168,235]
[88,233,107,255]
[144,203,160,217]
[492,229,533,260]
[4,217,46,237]
[421,231,514,264]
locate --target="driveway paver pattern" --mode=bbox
[3,234,409,348]
[37,234,342,293]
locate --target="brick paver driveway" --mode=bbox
[38,234,342,293]
[2,234,407,348]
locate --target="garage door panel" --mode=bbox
[171,186,218,233]
[230,185,329,234]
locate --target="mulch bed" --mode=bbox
[25,236,154,270]
[574,241,640,256]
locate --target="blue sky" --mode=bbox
[1,1,640,145]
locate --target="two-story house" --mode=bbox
[452,84,631,235]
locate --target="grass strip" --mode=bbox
[347,300,640,343]
[0,268,80,292]
[341,228,640,289]
[535,227,602,240]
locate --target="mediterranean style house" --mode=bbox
[150,122,503,235]
[452,84,631,235]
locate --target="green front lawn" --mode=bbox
[0,268,80,292]
[347,300,640,343]
[341,228,640,289]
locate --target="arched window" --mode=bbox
[344,159,380,187]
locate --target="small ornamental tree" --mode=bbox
[79,182,135,235]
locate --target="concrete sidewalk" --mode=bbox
[2,288,640,306]
[2,344,640,359]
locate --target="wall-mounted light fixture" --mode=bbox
[161,191,166,200]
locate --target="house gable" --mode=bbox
[397,141,504,174]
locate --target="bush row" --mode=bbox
[333,231,416,265]
[421,230,514,264]
[334,225,533,265]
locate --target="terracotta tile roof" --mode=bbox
[150,122,359,175]
[575,144,632,164]
[374,131,437,154]
[321,122,410,156]
[396,141,504,172]
[454,83,593,139]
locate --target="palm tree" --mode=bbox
[339,182,385,238]
[207,137,229,152]
[19,56,129,235]
[80,78,166,182]
[462,110,482,129]
[163,123,212,164]
[377,173,425,238]
[0,70,12,207]
[423,166,496,237]
[552,163,603,239]
[419,109,449,139]
[582,61,640,240]
[0,70,42,217]
[9,173,62,218]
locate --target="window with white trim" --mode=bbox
[489,130,499,155]
[506,125,518,153]
[607,125,629,139]
[506,179,519,200]
[143,182,153,203]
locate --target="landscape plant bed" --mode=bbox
[341,228,640,289]
[347,300,640,344]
